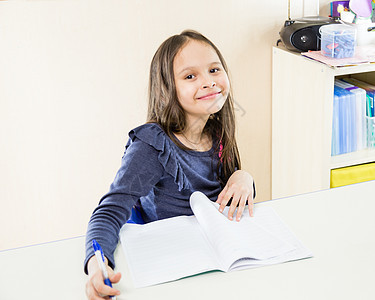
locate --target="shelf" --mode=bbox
[299,57,375,76]
[272,46,375,199]
[332,63,375,76]
[277,45,375,76]
[330,148,375,169]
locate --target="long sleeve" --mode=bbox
[84,137,164,273]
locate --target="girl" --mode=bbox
[85,30,255,299]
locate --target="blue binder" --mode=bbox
[332,89,340,156]
[333,85,357,155]
[335,79,367,151]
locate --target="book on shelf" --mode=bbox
[342,77,375,118]
[119,191,313,288]
[332,84,357,155]
[331,78,375,156]
[332,80,367,155]
[335,80,367,151]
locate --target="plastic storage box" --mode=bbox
[320,24,356,58]
[331,162,375,188]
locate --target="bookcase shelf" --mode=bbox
[272,46,375,199]
[330,148,375,170]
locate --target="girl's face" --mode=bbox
[173,40,230,125]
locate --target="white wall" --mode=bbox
[0,0,331,250]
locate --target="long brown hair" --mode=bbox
[147,30,241,186]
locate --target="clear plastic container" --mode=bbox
[320,24,356,58]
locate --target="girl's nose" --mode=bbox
[202,81,216,89]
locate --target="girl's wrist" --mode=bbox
[87,255,100,275]
[88,253,110,275]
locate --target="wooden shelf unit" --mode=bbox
[272,46,375,199]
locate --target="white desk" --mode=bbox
[1,180,375,300]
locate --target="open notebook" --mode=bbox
[119,191,313,288]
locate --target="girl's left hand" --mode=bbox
[216,170,254,221]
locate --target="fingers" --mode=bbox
[109,272,122,284]
[217,183,254,221]
[248,194,254,217]
[235,194,247,221]
[86,280,106,300]
[216,185,228,205]
[93,275,120,298]
[86,269,121,300]
[227,192,241,221]
[217,185,232,213]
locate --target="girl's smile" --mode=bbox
[197,91,222,100]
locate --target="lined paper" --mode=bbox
[120,216,219,287]
[190,192,297,270]
[120,192,312,288]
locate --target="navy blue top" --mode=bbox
[84,123,227,273]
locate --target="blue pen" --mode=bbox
[92,239,117,300]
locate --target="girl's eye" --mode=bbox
[185,74,195,80]
[210,68,219,73]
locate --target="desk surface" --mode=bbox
[1,181,375,300]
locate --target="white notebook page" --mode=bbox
[227,205,313,270]
[120,215,219,288]
[190,192,296,270]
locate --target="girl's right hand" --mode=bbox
[85,255,122,299]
